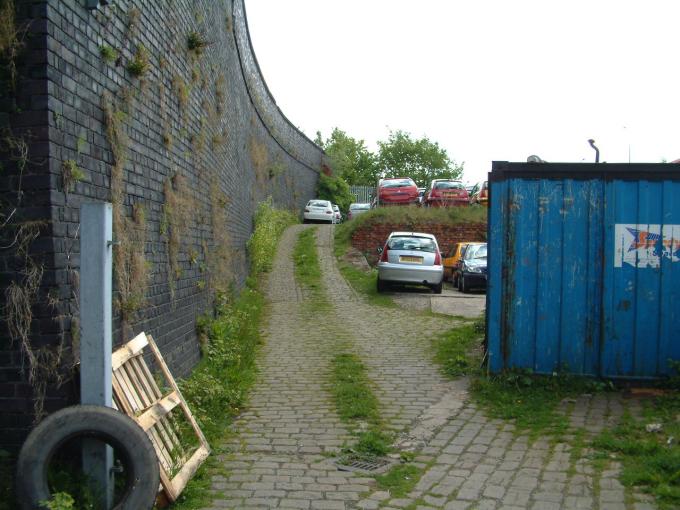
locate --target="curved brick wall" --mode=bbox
[0,0,324,448]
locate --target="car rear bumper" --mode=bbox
[462,272,487,288]
[378,262,443,285]
[304,212,334,222]
[379,196,419,205]
[426,199,469,206]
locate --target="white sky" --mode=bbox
[246,0,680,184]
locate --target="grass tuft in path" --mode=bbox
[592,397,680,509]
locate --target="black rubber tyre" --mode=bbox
[377,277,387,293]
[432,281,443,294]
[461,275,470,293]
[16,405,160,510]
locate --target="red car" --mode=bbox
[424,179,469,207]
[376,178,419,206]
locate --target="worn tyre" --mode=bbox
[377,277,387,293]
[461,276,470,293]
[432,281,443,294]
[16,405,159,510]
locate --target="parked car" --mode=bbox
[417,187,426,205]
[443,242,470,284]
[347,202,370,220]
[457,242,487,293]
[376,232,444,294]
[303,199,334,223]
[452,242,485,288]
[470,180,489,206]
[375,178,419,206]
[332,204,342,223]
[423,179,470,207]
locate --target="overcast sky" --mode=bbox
[246,0,680,184]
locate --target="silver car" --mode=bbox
[376,232,444,294]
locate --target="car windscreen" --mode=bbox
[388,236,436,253]
[309,201,329,208]
[382,179,414,188]
[350,204,370,210]
[465,244,487,259]
[434,181,463,190]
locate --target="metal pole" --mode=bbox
[80,202,114,508]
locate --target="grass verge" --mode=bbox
[293,227,322,294]
[592,396,680,509]
[374,463,423,498]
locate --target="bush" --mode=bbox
[316,174,354,212]
[246,198,298,274]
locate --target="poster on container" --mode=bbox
[614,224,680,268]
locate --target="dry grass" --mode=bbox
[162,173,194,300]
[0,0,25,89]
[205,178,232,299]
[249,136,269,185]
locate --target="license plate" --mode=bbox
[443,192,458,197]
[399,256,423,264]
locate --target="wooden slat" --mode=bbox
[136,391,181,431]
[166,445,210,502]
[128,357,183,455]
[147,335,210,448]
[111,332,210,503]
[112,332,149,370]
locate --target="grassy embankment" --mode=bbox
[334,206,487,308]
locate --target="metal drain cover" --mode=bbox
[334,454,394,474]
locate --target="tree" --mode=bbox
[377,130,463,187]
[315,128,379,186]
[316,173,355,212]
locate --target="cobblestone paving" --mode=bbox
[203,225,655,510]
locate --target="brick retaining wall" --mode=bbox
[352,223,487,265]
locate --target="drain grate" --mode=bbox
[334,453,393,474]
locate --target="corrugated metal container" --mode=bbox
[487,162,680,378]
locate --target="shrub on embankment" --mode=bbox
[336,206,487,265]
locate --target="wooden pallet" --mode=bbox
[112,332,210,502]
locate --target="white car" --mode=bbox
[332,204,342,224]
[377,232,444,294]
[347,203,370,220]
[303,199,334,223]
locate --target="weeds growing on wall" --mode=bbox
[0,0,26,91]
[204,179,232,301]
[162,173,194,300]
[248,136,269,185]
[102,91,149,333]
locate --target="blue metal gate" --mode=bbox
[487,162,680,378]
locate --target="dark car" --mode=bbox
[376,178,419,206]
[457,242,487,293]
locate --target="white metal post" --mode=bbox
[80,202,114,508]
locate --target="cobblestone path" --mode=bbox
[203,225,655,510]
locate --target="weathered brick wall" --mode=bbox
[0,0,323,449]
[352,223,487,265]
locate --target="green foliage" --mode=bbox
[347,203,487,229]
[375,464,423,498]
[98,45,118,63]
[126,45,149,77]
[40,493,75,510]
[315,128,378,186]
[180,289,263,441]
[316,173,354,212]
[246,198,298,274]
[377,129,463,187]
[186,31,208,54]
[433,323,483,378]
[593,396,680,509]
[293,228,323,296]
[332,353,381,423]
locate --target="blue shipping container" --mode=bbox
[487,162,680,379]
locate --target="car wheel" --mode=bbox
[432,281,443,294]
[377,277,387,293]
[461,275,470,293]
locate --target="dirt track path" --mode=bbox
[202,225,652,510]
